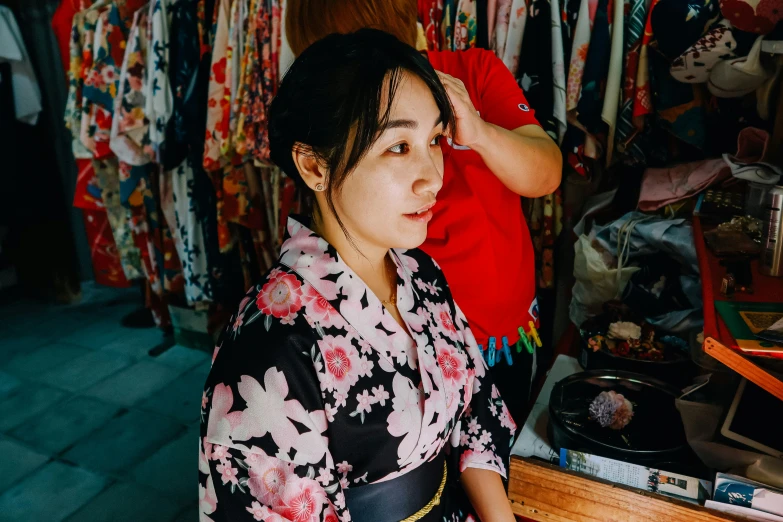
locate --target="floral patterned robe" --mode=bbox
[199,217,516,521]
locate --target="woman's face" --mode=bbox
[324,72,445,253]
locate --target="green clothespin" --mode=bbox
[517,326,534,354]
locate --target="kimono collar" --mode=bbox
[278,216,418,358]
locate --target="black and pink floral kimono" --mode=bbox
[199,216,516,522]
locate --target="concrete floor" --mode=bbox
[0,283,209,521]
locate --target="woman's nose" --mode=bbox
[413,148,444,196]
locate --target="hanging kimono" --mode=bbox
[441,0,456,51]
[632,0,660,127]
[145,0,174,163]
[615,0,647,162]
[551,0,567,144]
[500,0,527,76]
[454,0,478,50]
[600,0,626,164]
[199,217,516,521]
[491,0,511,57]
[419,0,442,51]
[575,0,611,142]
[565,0,597,113]
[204,0,231,172]
[517,0,556,138]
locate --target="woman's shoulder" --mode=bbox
[207,264,321,385]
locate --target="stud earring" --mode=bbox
[315,183,325,192]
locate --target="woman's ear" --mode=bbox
[292,144,327,191]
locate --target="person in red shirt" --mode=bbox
[285,0,563,437]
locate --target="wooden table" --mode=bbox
[507,457,738,522]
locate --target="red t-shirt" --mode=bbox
[424,48,540,348]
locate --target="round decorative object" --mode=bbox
[589,390,634,429]
[549,370,691,466]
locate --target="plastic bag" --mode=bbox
[570,233,640,327]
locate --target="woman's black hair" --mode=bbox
[268,28,456,241]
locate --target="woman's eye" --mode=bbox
[431,135,443,146]
[388,143,410,154]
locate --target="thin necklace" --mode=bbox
[380,256,397,307]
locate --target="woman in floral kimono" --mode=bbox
[199,29,518,522]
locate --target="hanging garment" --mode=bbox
[551,0,567,144]
[614,0,647,162]
[560,0,582,70]
[229,0,254,158]
[278,0,295,76]
[110,7,151,167]
[487,0,498,44]
[575,0,611,140]
[0,6,43,125]
[517,0,557,138]
[220,0,245,157]
[64,10,94,159]
[720,0,783,34]
[632,0,660,126]
[501,0,528,76]
[82,207,133,287]
[250,0,274,162]
[145,0,174,163]
[199,216,516,522]
[419,0,443,50]
[565,0,597,112]
[454,0,478,50]
[52,0,79,77]
[441,0,456,51]
[78,9,100,155]
[93,156,145,280]
[169,158,214,306]
[524,190,563,289]
[492,0,512,57]
[204,0,231,172]
[601,0,625,164]
[162,0,205,170]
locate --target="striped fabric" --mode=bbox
[615,0,647,162]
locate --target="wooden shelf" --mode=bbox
[692,216,783,400]
[507,457,740,522]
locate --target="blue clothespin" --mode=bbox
[478,344,485,364]
[517,326,534,354]
[501,336,513,366]
[488,337,497,367]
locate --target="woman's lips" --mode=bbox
[403,209,434,223]
[403,201,436,223]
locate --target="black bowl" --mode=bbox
[548,370,693,470]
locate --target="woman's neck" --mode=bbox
[313,213,392,301]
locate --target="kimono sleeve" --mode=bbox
[199,290,348,522]
[452,300,517,479]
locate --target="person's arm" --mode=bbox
[461,467,516,522]
[449,297,519,522]
[471,120,563,197]
[436,63,562,198]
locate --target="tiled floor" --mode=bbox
[0,283,210,521]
